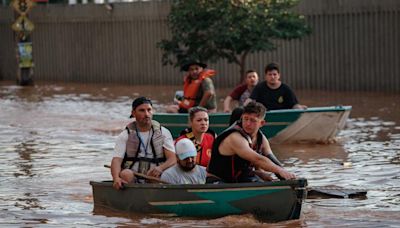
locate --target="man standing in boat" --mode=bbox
[246,62,307,110]
[223,70,259,113]
[207,101,296,183]
[176,106,215,167]
[161,138,207,184]
[110,97,176,189]
[166,61,217,113]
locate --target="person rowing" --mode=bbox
[207,101,296,183]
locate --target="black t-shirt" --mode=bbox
[249,82,298,110]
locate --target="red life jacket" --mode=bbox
[179,69,216,110]
[176,131,215,167]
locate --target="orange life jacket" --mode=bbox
[179,69,216,110]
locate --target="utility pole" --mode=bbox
[11,0,35,85]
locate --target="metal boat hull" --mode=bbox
[90,179,308,222]
[153,106,352,143]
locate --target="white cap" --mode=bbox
[175,138,197,160]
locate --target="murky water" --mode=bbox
[0,81,399,227]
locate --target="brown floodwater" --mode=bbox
[0,81,399,227]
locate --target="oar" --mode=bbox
[104,165,367,198]
[264,155,368,199]
[104,165,170,184]
[306,186,367,199]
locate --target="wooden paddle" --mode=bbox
[103,165,170,184]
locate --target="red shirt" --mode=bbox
[229,84,248,100]
[176,133,214,167]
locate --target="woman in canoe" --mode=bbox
[176,106,216,167]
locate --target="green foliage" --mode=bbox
[158,0,311,78]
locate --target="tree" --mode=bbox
[158,0,311,82]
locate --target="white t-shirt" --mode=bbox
[161,164,207,184]
[113,126,175,172]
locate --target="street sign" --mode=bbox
[11,15,35,33]
[12,0,34,16]
[18,42,34,68]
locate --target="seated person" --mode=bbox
[207,101,296,183]
[161,138,207,184]
[110,97,176,190]
[227,106,284,181]
[176,106,215,167]
[166,61,217,113]
[223,70,259,112]
[246,62,307,110]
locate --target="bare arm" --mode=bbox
[243,98,253,106]
[111,157,127,189]
[257,135,284,178]
[259,134,273,156]
[221,133,295,180]
[199,90,214,107]
[199,78,215,107]
[253,170,274,181]
[147,149,176,178]
[293,104,307,110]
[259,135,281,165]
[223,96,233,112]
[159,149,176,171]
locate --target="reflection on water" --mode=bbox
[0,81,399,226]
[14,140,36,178]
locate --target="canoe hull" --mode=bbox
[90,179,307,222]
[153,106,352,143]
[268,106,351,144]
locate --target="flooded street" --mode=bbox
[0,81,399,227]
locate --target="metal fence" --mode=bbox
[0,0,399,91]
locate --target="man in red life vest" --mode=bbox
[166,61,217,113]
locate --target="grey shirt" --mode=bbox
[160,164,207,184]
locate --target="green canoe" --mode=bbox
[90,178,307,222]
[153,106,351,143]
